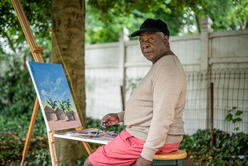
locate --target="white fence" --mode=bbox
[85,18,248,135]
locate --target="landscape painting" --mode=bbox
[27,61,82,131]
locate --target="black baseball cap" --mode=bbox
[131,18,170,37]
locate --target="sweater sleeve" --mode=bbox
[117,111,125,122]
[140,61,183,161]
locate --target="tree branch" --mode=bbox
[1,30,16,53]
[195,14,201,33]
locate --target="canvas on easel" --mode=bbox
[27,61,82,131]
[27,61,117,144]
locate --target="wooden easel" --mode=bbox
[11,1,92,165]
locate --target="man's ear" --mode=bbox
[163,35,169,44]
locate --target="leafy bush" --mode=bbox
[0,60,36,118]
[180,129,248,165]
[0,130,48,166]
[225,106,243,132]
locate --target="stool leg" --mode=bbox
[152,160,178,166]
[151,160,157,166]
[177,160,183,166]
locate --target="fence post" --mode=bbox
[201,16,213,72]
[201,17,213,129]
[119,28,129,111]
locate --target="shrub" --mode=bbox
[0,60,36,118]
[180,129,248,165]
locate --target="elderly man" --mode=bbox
[84,18,186,166]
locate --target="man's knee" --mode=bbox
[84,157,93,166]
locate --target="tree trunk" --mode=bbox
[50,0,87,165]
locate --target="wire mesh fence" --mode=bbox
[184,72,208,134]
[85,66,248,135]
[211,67,248,133]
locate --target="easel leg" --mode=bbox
[82,142,92,155]
[20,97,39,166]
[48,131,58,166]
[75,127,93,155]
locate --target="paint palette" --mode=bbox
[54,128,118,144]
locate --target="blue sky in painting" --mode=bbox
[28,62,74,105]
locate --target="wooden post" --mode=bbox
[210,82,214,147]
[120,86,125,112]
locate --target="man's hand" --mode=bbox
[133,156,152,166]
[102,113,119,127]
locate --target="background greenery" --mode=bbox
[1,0,248,165]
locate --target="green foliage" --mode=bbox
[65,99,72,112]
[198,0,235,31]
[0,111,47,165]
[180,129,248,165]
[0,111,46,138]
[225,106,243,132]
[0,0,51,55]
[58,100,67,112]
[87,0,248,43]
[85,5,154,43]
[33,149,51,166]
[0,60,36,118]
[46,98,57,110]
[86,0,190,43]
[1,0,248,47]
[232,0,248,30]
[86,117,125,133]
[46,98,73,112]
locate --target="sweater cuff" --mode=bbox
[140,146,156,161]
[117,111,125,122]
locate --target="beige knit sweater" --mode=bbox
[117,55,187,161]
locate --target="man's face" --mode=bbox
[139,32,168,63]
